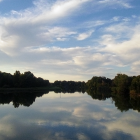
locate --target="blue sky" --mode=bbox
[0,0,140,82]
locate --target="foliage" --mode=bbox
[112,74,132,95]
[86,76,112,97]
[53,80,86,93]
[0,71,50,88]
[0,91,47,108]
[130,75,140,97]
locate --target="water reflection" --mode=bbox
[86,90,140,112]
[0,90,47,108]
[0,89,140,113]
[0,92,140,140]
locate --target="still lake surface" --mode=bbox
[0,92,140,140]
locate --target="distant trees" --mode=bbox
[13,71,21,87]
[1,70,140,99]
[1,70,140,111]
[130,75,140,98]
[0,71,14,87]
[0,71,50,88]
[112,74,132,95]
[53,80,86,93]
[86,76,112,93]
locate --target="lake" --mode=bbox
[0,91,140,140]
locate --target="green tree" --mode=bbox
[130,75,140,98]
[112,74,132,95]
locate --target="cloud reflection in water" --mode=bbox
[0,92,139,140]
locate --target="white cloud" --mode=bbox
[0,0,89,55]
[101,26,140,56]
[104,23,132,34]
[112,16,120,22]
[1,19,140,81]
[98,23,140,76]
[82,20,106,28]
[0,0,139,81]
[0,23,76,56]
[76,30,94,40]
[98,0,132,8]
[29,0,90,24]
[0,45,113,81]
[56,37,68,41]
[73,53,108,67]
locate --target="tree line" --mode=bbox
[0,70,86,93]
[0,70,140,98]
[86,74,140,112]
[53,80,86,93]
[0,71,49,88]
[86,73,140,98]
[0,71,140,111]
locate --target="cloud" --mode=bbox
[0,0,139,81]
[0,45,112,81]
[98,22,140,76]
[76,30,94,40]
[102,113,140,140]
[1,17,140,80]
[7,0,89,23]
[104,23,132,34]
[98,0,132,8]
[112,16,120,22]
[0,0,89,55]
[83,20,106,28]
[56,37,68,41]
[101,25,140,57]
[31,0,90,24]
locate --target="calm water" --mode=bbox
[0,92,140,140]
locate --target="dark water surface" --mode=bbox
[0,92,140,140]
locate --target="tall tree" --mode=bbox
[13,70,21,87]
[112,74,132,95]
[130,75,140,98]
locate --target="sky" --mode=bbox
[0,0,140,82]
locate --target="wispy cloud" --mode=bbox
[76,30,94,40]
[0,0,89,55]
[84,20,106,28]
[99,22,140,76]
[98,0,133,8]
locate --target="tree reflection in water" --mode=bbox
[0,89,140,112]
